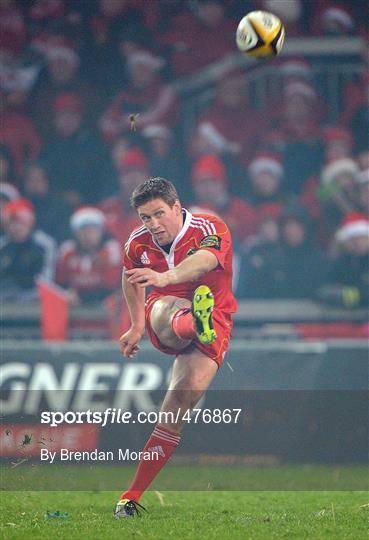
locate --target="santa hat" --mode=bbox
[356,168,369,185]
[70,207,105,231]
[284,81,317,101]
[53,92,83,114]
[192,155,227,185]
[336,212,369,242]
[248,152,283,179]
[0,182,20,202]
[120,148,149,172]
[322,7,354,31]
[321,158,359,185]
[2,198,35,225]
[324,127,353,148]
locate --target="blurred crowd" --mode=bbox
[0,0,368,311]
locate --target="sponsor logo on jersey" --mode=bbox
[199,235,221,250]
[140,250,151,265]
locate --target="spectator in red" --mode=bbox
[0,97,42,180]
[159,0,236,77]
[0,198,56,300]
[268,81,324,194]
[41,92,111,206]
[100,147,148,245]
[190,154,256,244]
[56,206,121,305]
[23,161,73,243]
[245,152,286,230]
[189,70,266,168]
[100,50,178,143]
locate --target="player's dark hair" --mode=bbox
[130,177,179,209]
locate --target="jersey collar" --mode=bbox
[153,208,193,269]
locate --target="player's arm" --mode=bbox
[166,249,218,285]
[125,249,218,288]
[120,269,146,358]
[122,269,146,327]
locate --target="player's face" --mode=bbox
[137,198,182,245]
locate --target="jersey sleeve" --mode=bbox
[123,236,144,270]
[196,216,232,269]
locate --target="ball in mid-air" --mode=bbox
[236,10,285,58]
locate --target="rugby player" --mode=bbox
[115,177,236,518]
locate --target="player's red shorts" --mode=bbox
[145,296,232,368]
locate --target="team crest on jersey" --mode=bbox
[140,250,151,264]
[199,235,221,250]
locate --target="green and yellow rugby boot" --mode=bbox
[192,285,217,345]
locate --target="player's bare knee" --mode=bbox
[151,296,191,347]
[151,297,176,334]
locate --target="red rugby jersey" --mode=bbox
[123,209,237,314]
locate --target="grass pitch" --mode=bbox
[1,466,368,539]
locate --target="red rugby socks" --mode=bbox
[171,308,196,340]
[120,425,181,502]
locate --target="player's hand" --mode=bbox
[119,327,144,359]
[125,268,170,288]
